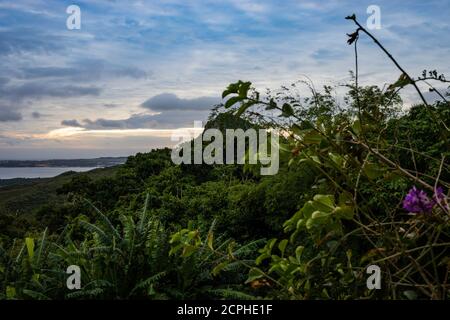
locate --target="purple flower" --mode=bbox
[434,187,445,202]
[402,186,434,213]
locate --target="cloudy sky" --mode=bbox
[0,0,449,159]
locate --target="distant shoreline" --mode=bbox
[0,157,127,168]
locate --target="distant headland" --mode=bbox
[0,157,128,168]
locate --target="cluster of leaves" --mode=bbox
[220,73,449,299]
[0,198,259,299]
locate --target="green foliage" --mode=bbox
[1,19,449,300]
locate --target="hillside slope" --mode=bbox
[0,166,119,215]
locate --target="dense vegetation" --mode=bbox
[0,15,449,300]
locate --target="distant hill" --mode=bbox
[0,165,120,215]
[0,157,127,168]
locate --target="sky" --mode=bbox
[0,0,449,159]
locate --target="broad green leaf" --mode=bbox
[301,201,316,219]
[245,267,264,284]
[312,194,335,212]
[281,103,294,117]
[352,119,361,135]
[222,82,240,98]
[212,261,229,276]
[363,162,385,179]
[329,153,344,168]
[295,246,304,262]
[238,81,252,98]
[181,244,196,257]
[267,238,277,251]
[311,211,331,219]
[224,96,243,109]
[278,239,288,256]
[338,191,353,205]
[334,206,354,220]
[306,218,315,230]
[296,218,305,229]
[255,253,271,265]
[309,156,321,164]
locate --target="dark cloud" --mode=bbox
[0,105,22,122]
[19,61,150,81]
[72,93,219,129]
[64,108,210,130]
[141,93,219,111]
[103,103,121,108]
[81,113,160,129]
[20,67,79,79]
[0,77,9,86]
[83,118,128,129]
[0,82,101,102]
[31,111,41,119]
[61,119,83,127]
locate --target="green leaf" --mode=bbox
[207,231,214,250]
[227,241,236,259]
[303,130,322,144]
[296,218,305,229]
[6,286,16,299]
[235,100,256,117]
[281,103,294,117]
[295,246,304,262]
[181,244,197,257]
[388,73,413,91]
[255,253,270,265]
[212,261,229,276]
[403,290,418,300]
[363,162,385,179]
[25,237,35,260]
[301,201,315,219]
[328,153,344,168]
[267,238,277,251]
[306,218,315,230]
[322,288,330,299]
[352,119,361,135]
[311,211,331,220]
[334,206,354,220]
[222,82,240,98]
[224,96,243,109]
[245,267,264,284]
[278,239,288,256]
[238,81,252,98]
[310,156,321,164]
[312,194,335,212]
